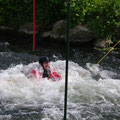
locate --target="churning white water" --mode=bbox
[0,61,120,120]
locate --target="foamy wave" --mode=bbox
[0,61,120,119]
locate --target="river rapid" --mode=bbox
[0,43,120,120]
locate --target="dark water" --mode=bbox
[0,41,120,120]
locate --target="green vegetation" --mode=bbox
[69,0,120,39]
[0,0,65,29]
[0,0,33,29]
[0,0,120,39]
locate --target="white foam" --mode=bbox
[0,60,120,119]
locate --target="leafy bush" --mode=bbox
[69,0,120,39]
[0,0,33,29]
[0,0,65,30]
[35,0,65,28]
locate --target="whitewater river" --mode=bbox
[0,43,120,120]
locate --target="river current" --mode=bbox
[0,43,120,120]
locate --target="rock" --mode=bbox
[94,38,111,48]
[0,42,9,46]
[19,22,39,34]
[0,25,33,44]
[41,20,95,43]
[0,22,40,36]
[69,25,95,43]
[42,31,51,38]
[41,20,66,41]
[0,26,14,30]
[52,20,67,35]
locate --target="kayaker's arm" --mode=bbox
[31,69,42,80]
[50,71,61,81]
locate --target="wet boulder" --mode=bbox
[94,38,111,48]
[41,20,95,43]
[52,20,67,35]
[69,25,95,43]
[41,20,66,41]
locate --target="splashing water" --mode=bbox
[0,60,120,120]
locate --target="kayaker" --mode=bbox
[31,56,61,81]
